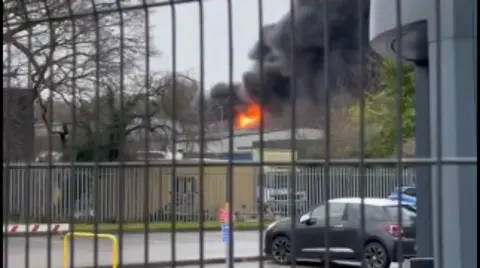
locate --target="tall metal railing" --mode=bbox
[4,162,415,223]
[3,0,477,268]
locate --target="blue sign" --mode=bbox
[221,223,229,243]
[388,186,417,206]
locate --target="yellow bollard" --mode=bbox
[63,232,118,268]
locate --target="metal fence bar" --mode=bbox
[197,2,206,268]
[257,1,266,268]
[3,1,477,268]
[4,27,12,268]
[322,1,332,266]
[4,164,418,222]
[288,1,298,267]
[357,2,368,267]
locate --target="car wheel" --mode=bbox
[363,242,391,268]
[271,236,292,265]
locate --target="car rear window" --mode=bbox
[384,205,416,223]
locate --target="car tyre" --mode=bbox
[363,242,391,268]
[271,236,292,265]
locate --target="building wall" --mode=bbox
[3,89,34,162]
[5,163,258,221]
[370,0,477,266]
[5,162,417,222]
[177,128,324,154]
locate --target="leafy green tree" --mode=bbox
[349,59,415,157]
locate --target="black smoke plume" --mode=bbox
[210,0,379,122]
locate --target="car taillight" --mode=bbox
[384,224,403,237]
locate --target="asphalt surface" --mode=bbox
[178,261,411,268]
[3,231,409,268]
[179,261,411,268]
[4,231,262,268]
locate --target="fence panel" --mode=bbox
[259,166,416,217]
[3,0,476,267]
[5,163,415,223]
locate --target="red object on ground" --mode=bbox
[3,223,68,233]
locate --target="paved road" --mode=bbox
[3,231,409,268]
[179,261,411,268]
[4,231,262,268]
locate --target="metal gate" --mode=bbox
[3,0,477,268]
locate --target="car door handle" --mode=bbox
[332,224,344,228]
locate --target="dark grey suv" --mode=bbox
[264,198,417,268]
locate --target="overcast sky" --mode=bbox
[39,0,290,100]
[149,0,290,92]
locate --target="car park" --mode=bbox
[264,197,417,268]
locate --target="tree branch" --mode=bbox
[125,123,173,136]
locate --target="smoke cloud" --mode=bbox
[210,0,376,121]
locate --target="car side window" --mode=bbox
[404,188,416,197]
[346,204,389,222]
[346,203,359,221]
[330,203,347,221]
[310,204,325,219]
[365,205,389,221]
[310,203,347,222]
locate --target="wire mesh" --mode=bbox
[2,0,477,268]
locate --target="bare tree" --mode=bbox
[3,0,205,161]
[42,72,203,161]
[3,0,152,137]
[156,74,207,153]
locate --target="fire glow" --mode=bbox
[235,103,263,129]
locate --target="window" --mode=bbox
[384,205,417,223]
[330,203,347,220]
[174,176,197,206]
[365,205,389,221]
[404,187,416,197]
[310,202,347,221]
[310,205,325,219]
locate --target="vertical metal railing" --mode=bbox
[357,2,367,268]
[3,164,417,221]
[197,3,206,268]
[2,0,477,268]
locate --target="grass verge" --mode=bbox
[73,221,273,233]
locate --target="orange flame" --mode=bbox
[235,103,262,129]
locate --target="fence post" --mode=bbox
[428,1,477,267]
[414,65,433,258]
